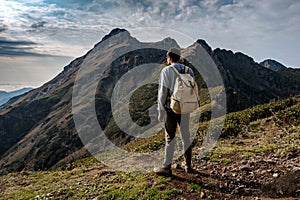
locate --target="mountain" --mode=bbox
[197,40,300,111]
[0,88,33,106]
[259,59,300,92]
[179,39,300,113]
[277,67,300,83]
[0,28,300,174]
[259,59,287,71]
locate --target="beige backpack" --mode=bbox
[170,66,199,114]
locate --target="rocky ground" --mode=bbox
[167,150,300,199]
[1,104,300,199]
[162,117,300,199]
[1,149,299,199]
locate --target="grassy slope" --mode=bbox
[1,96,299,199]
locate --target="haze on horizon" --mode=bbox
[0,0,299,91]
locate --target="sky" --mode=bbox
[0,0,299,91]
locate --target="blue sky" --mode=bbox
[0,0,299,91]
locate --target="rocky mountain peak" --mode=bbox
[260,59,287,71]
[196,39,212,54]
[100,28,129,43]
[157,37,180,49]
[92,28,132,50]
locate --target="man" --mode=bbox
[155,48,194,176]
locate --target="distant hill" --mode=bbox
[0,28,299,174]
[259,59,287,71]
[277,67,300,83]
[0,88,32,106]
[259,59,300,90]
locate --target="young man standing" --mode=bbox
[155,48,194,175]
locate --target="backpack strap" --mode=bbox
[170,65,182,77]
[177,65,189,74]
[170,66,193,88]
[171,65,189,76]
[183,66,189,74]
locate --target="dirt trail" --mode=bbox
[162,149,300,199]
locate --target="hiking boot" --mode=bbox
[184,166,196,173]
[181,161,195,173]
[154,167,172,176]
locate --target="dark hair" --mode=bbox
[167,48,181,62]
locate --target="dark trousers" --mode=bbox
[163,109,192,168]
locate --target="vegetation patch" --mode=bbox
[1,95,299,199]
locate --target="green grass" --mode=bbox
[189,183,202,194]
[210,157,232,164]
[1,169,181,200]
[219,95,300,137]
[94,172,180,200]
[1,95,300,199]
[122,131,165,153]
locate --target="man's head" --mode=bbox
[167,48,181,64]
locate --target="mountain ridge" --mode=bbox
[0,28,299,174]
[0,88,33,106]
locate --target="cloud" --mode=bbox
[0,54,73,92]
[0,0,299,94]
[0,20,8,32]
[205,0,300,47]
[0,26,7,32]
[0,0,300,67]
[0,39,37,57]
[31,21,47,28]
[0,38,70,57]
[0,82,35,92]
[116,0,202,22]
[0,40,36,46]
